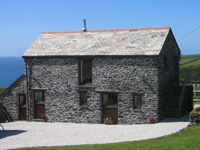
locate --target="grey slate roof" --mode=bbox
[23,27,171,57]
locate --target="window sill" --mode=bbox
[79,105,89,110]
[20,105,27,108]
[35,101,45,105]
[78,84,94,88]
[133,108,143,111]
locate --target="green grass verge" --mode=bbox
[193,96,200,100]
[180,54,200,83]
[193,84,200,90]
[0,88,6,94]
[15,125,200,150]
[193,101,200,107]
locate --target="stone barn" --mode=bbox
[0,27,183,124]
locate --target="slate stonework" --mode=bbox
[0,75,26,121]
[0,102,6,122]
[24,57,160,124]
[157,29,180,120]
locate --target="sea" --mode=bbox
[0,57,24,88]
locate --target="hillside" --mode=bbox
[180,54,200,83]
[0,88,5,94]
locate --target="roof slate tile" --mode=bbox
[23,27,170,57]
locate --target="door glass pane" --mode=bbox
[19,95,26,106]
[103,94,117,106]
[35,91,44,102]
[103,94,109,105]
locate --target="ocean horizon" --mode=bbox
[0,57,24,88]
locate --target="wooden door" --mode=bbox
[34,91,45,119]
[102,93,118,124]
[19,94,27,120]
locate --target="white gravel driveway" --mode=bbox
[0,115,190,150]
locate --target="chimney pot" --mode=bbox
[82,19,87,32]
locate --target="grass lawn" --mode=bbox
[15,125,200,150]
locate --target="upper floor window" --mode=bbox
[79,59,92,85]
[133,93,142,109]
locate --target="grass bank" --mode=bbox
[16,125,200,150]
[180,54,200,83]
[0,88,6,94]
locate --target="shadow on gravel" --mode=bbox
[0,130,27,139]
[161,114,190,123]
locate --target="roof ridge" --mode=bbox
[42,27,171,34]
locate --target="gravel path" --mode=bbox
[0,115,190,150]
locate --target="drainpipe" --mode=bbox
[25,58,29,121]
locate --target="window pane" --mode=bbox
[133,94,142,109]
[80,92,87,106]
[80,60,92,84]
[103,94,117,106]
[19,95,26,106]
[35,92,44,102]
[103,94,109,105]
[135,95,142,107]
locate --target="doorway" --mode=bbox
[101,93,118,124]
[34,91,45,119]
[18,94,27,120]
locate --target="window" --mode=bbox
[133,93,142,109]
[34,91,45,102]
[79,59,92,85]
[19,94,26,106]
[102,93,118,106]
[80,91,88,106]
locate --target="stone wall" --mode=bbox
[0,75,26,121]
[179,85,193,116]
[93,58,159,124]
[25,57,159,124]
[157,29,180,120]
[0,102,6,122]
[190,111,200,124]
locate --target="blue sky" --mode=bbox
[0,0,200,56]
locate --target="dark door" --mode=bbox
[102,93,118,124]
[19,94,27,120]
[34,91,45,119]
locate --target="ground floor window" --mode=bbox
[80,91,88,106]
[133,93,142,109]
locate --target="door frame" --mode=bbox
[18,93,27,120]
[101,92,118,124]
[32,89,46,119]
